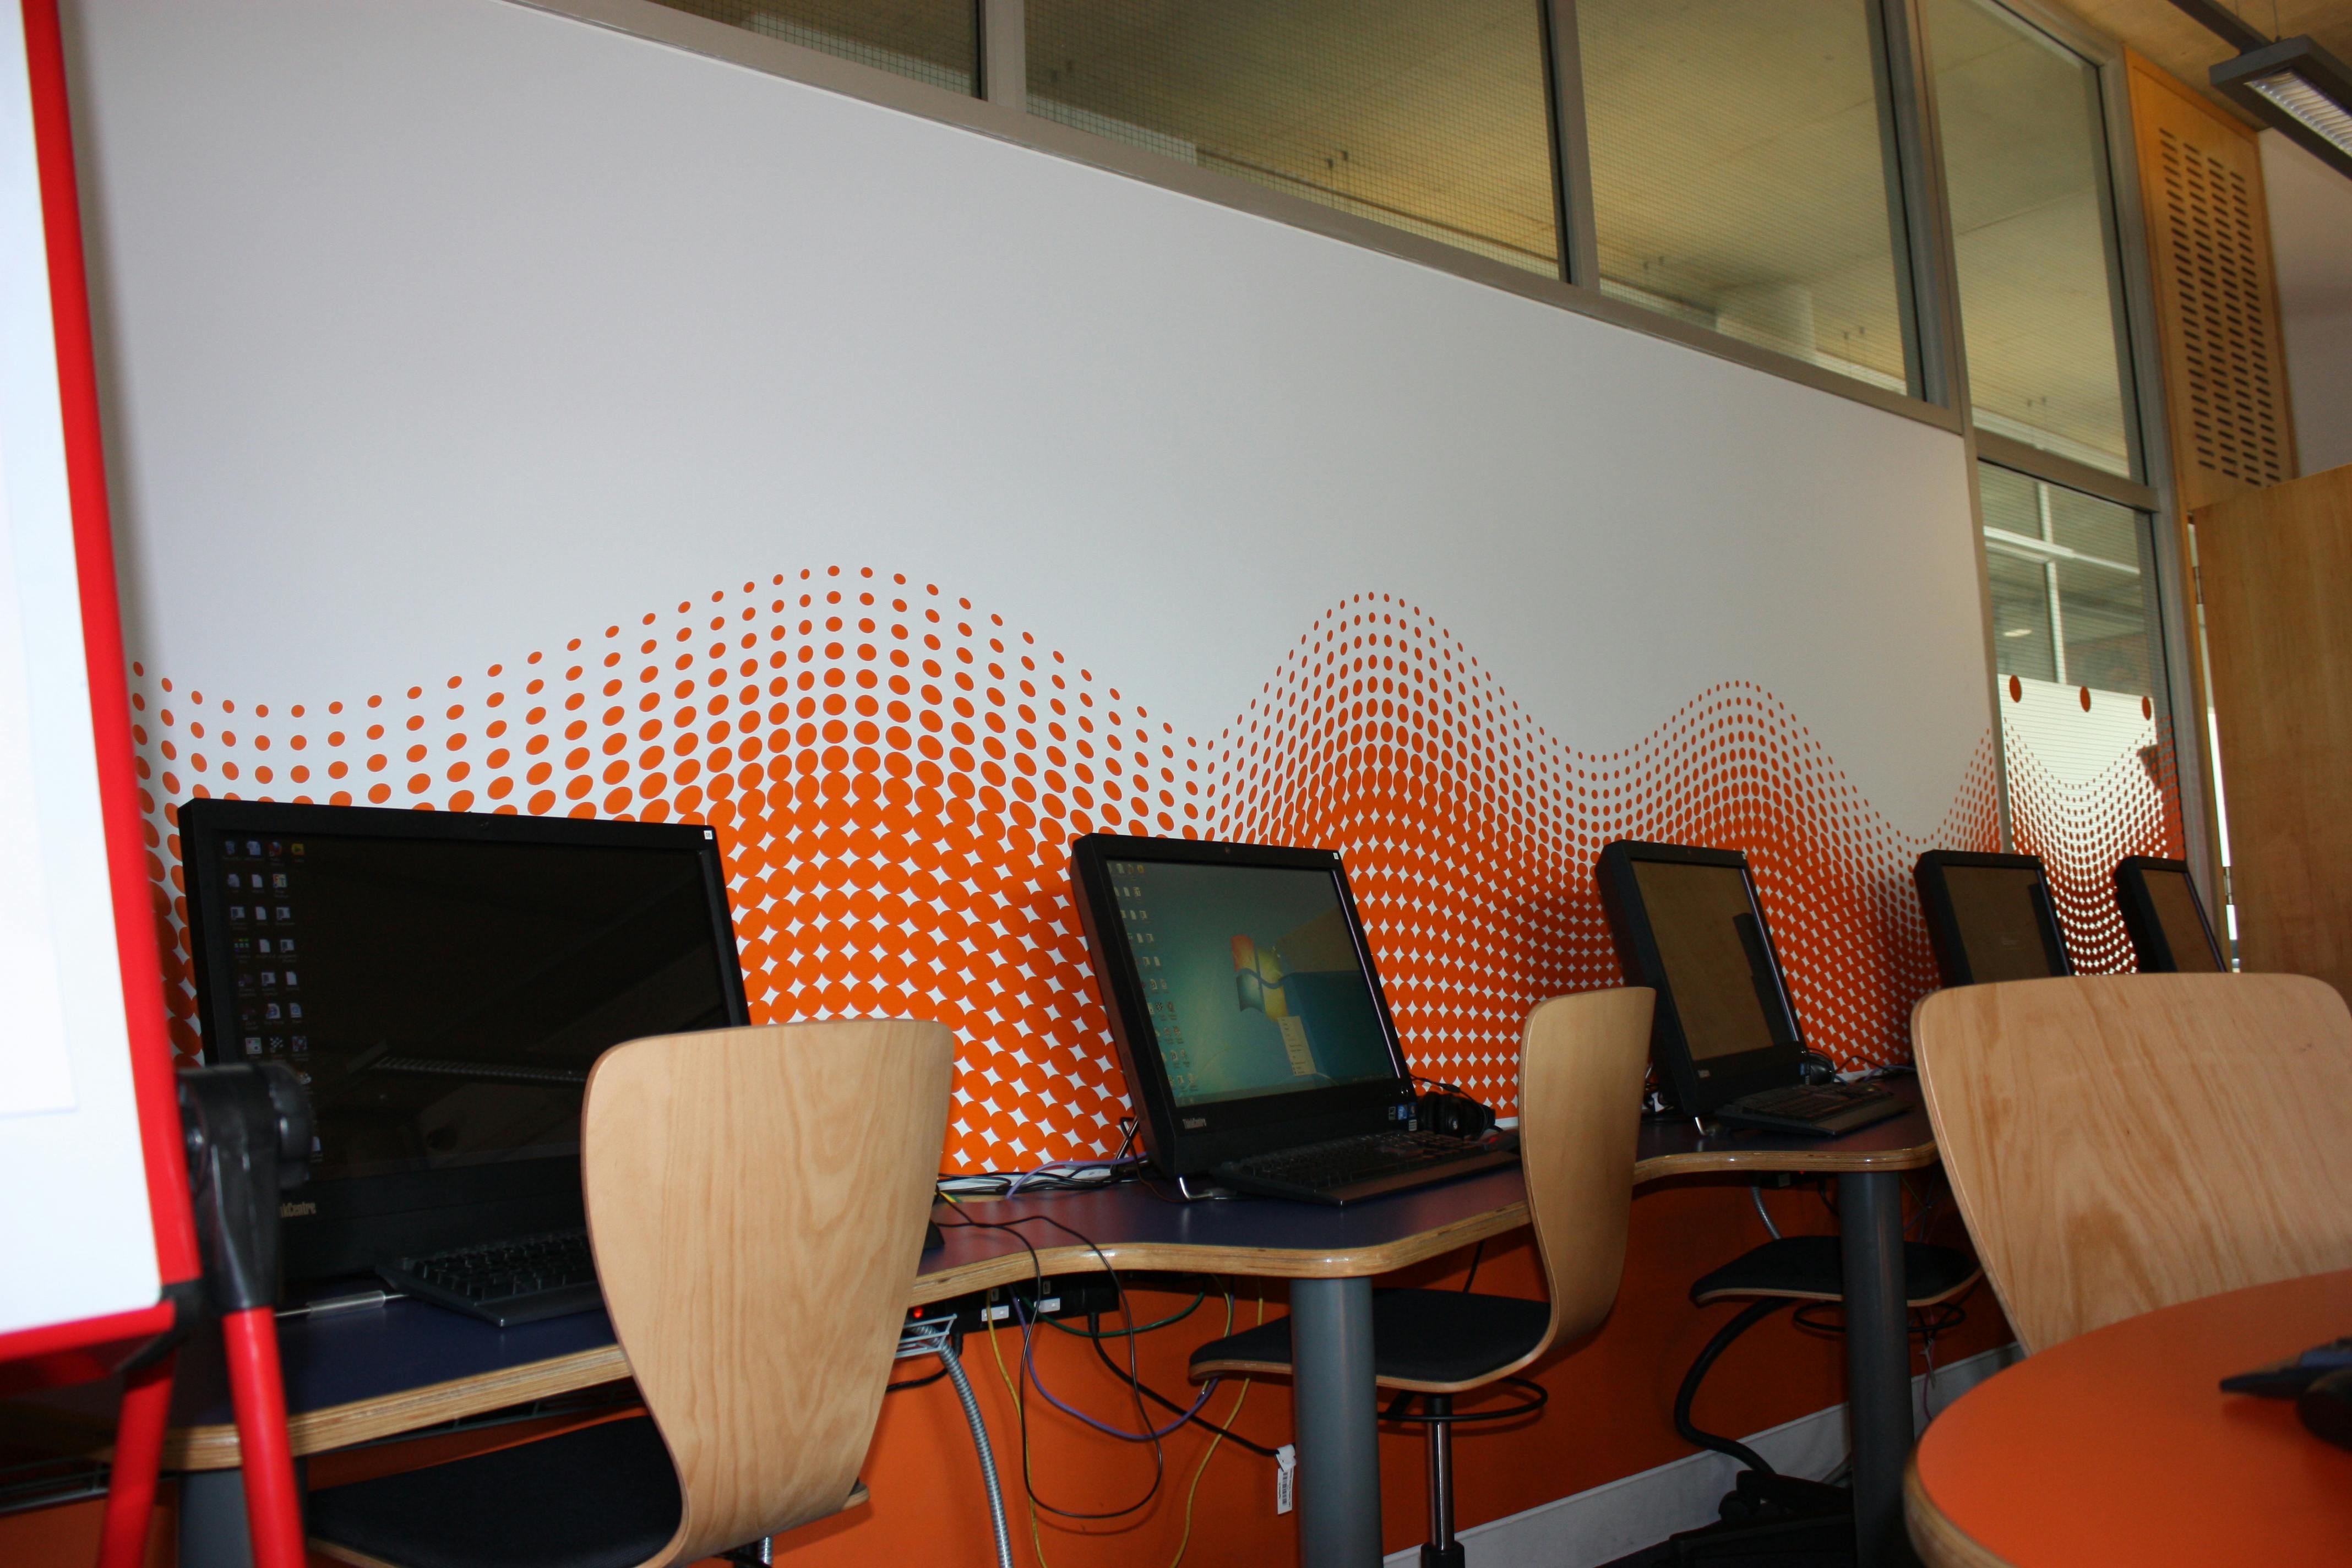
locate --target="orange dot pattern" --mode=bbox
[2002,700,2186,973]
[1205,595,2000,1096]
[129,570,2001,1167]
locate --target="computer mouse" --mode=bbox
[2297,1365,2352,1450]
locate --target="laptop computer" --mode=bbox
[180,800,750,1321]
[2114,856,2227,973]
[1598,840,1902,1136]
[1914,849,2073,986]
[1068,833,1516,1205]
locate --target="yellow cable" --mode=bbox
[1167,1282,1265,1568]
[986,1306,1052,1568]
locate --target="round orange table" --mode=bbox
[1907,1269,2352,1566]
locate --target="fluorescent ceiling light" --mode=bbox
[2211,36,2352,180]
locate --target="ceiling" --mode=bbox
[2072,0,2352,124]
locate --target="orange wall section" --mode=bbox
[12,562,2039,1562]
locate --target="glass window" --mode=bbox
[649,0,978,96]
[1575,0,1913,393]
[1926,0,2134,476]
[1980,464,2159,696]
[1023,1,1561,276]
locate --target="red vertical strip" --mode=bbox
[94,1352,176,1568]
[220,1309,308,1568]
[17,0,200,1289]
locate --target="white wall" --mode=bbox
[64,0,1990,825]
[58,0,2003,1136]
[2262,130,2352,476]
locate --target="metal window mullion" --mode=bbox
[981,0,1023,110]
[2090,41,2220,907]
[1974,429,2158,511]
[1893,0,2015,846]
[1870,0,1951,406]
[1543,0,1601,289]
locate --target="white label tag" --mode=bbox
[1275,1444,1297,1515]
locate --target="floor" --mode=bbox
[1597,1525,1855,1566]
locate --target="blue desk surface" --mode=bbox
[9,1081,1931,1461]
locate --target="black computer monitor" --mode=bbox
[1913,850,2072,987]
[2115,856,2226,973]
[179,800,749,1287]
[1068,834,1415,1179]
[1596,841,1806,1117]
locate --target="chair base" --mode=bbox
[1667,1469,1852,1566]
[1419,1541,1466,1567]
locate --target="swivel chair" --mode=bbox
[1914,972,2352,1353]
[1665,1220,1979,1564]
[1187,986,1656,1567]
[306,1019,956,1568]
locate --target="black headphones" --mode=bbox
[1418,1088,1498,1140]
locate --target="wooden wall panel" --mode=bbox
[2126,53,2299,512]
[2193,465,2352,1001]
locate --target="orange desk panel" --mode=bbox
[1909,1268,2352,1566]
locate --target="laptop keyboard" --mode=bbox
[1216,1130,1515,1205]
[1714,1080,1903,1136]
[379,1228,603,1327]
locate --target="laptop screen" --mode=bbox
[1627,858,1784,1062]
[1098,854,1396,1107]
[1942,864,2062,982]
[2142,866,2223,973]
[186,807,744,1185]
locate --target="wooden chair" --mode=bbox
[307,1020,956,1568]
[1912,972,2352,1354]
[1188,987,1654,1568]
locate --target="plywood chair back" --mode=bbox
[1509,986,1656,1372]
[1912,973,2352,1354]
[581,1019,955,1566]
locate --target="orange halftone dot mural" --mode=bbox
[129,568,2000,1168]
[2002,690,2186,972]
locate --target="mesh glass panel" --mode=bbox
[1576,0,1911,391]
[1926,0,2133,476]
[1024,1,1561,276]
[650,0,978,95]
[1980,463,2161,696]
[1981,465,2055,680]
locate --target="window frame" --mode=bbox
[514,0,2213,900]
[519,0,1967,433]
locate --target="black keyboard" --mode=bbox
[1213,1129,1518,1206]
[1713,1080,1904,1137]
[379,1228,603,1327]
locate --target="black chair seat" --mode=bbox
[1690,1237,1978,1307]
[1189,1288,1550,1387]
[308,1414,682,1568]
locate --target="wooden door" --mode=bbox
[2193,465,2352,999]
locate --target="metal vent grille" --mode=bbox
[2158,126,2287,487]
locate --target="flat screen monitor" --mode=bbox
[1068,834,1414,1177]
[1597,840,1804,1117]
[1914,850,2071,987]
[2115,856,2226,973]
[180,799,748,1287]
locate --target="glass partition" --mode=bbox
[650,0,979,95]
[1024,0,1562,276]
[1926,0,2136,476]
[1575,0,1915,393]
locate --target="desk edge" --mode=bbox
[1904,1449,2015,1568]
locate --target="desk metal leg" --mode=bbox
[1839,1172,1917,1568]
[178,1468,252,1568]
[178,1460,304,1568]
[1289,1276,1382,1568]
